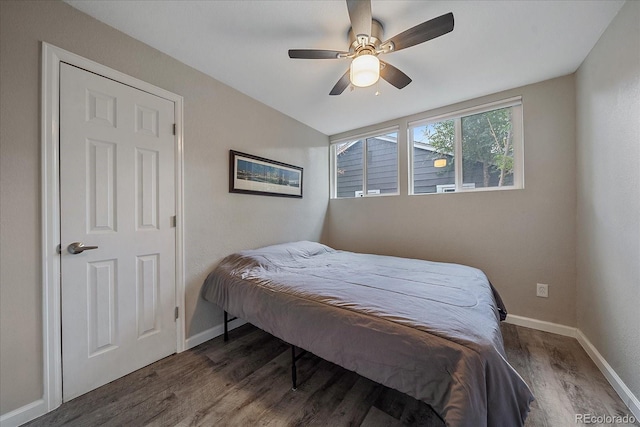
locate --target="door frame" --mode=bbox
[41,42,186,412]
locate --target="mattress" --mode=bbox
[201,241,533,426]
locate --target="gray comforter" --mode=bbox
[202,241,533,426]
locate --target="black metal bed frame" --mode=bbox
[223,311,307,390]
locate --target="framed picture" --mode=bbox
[229,150,303,198]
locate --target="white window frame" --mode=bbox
[408,97,524,195]
[330,126,400,199]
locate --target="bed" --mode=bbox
[201,241,534,426]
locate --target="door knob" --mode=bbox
[68,242,99,254]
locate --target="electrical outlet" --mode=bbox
[536,283,549,298]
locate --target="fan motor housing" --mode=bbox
[348,19,384,51]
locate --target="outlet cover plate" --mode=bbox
[536,283,549,298]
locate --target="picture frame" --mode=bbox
[229,150,303,198]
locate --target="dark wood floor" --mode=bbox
[26,323,637,427]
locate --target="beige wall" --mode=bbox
[0,0,328,414]
[2,0,637,419]
[576,0,640,401]
[327,75,577,327]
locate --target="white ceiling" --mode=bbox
[65,0,624,136]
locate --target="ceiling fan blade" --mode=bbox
[330,69,351,96]
[380,61,412,89]
[382,12,454,52]
[346,0,372,39]
[288,49,347,59]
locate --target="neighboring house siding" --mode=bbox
[365,138,397,194]
[336,140,363,198]
[413,146,514,193]
[462,160,513,188]
[413,147,455,194]
[337,139,513,197]
[336,137,399,198]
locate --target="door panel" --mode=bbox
[60,63,176,401]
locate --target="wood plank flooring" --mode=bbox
[26,323,637,426]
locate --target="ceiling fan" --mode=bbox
[288,0,454,95]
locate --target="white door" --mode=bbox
[60,63,177,400]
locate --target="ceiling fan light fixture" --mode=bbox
[288,1,454,96]
[350,54,380,88]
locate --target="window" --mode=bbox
[409,99,523,194]
[332,130,399,198]
[412,120,456,194]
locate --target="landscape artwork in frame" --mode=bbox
[229,150,303,198]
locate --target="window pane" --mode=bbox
[461,107,514,188]
[336,140,363,198]
[411,121,455,194]
[366,132,398,195]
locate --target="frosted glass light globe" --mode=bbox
[350,54,380,88]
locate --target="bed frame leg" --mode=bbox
[290,345,307,391]
[223,310,238,342]
[223,311,229,342]
[291,345,297,390]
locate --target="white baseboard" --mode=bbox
[576,329,640,420]
[504,314,577,337]
[185,318,246,350]
[505,313,639,420]
[0,399,45,427]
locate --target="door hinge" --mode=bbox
[170,215,176,228]
[175,306,179,321]
[172,123,176,135]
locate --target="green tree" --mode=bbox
[424,108,514,187]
